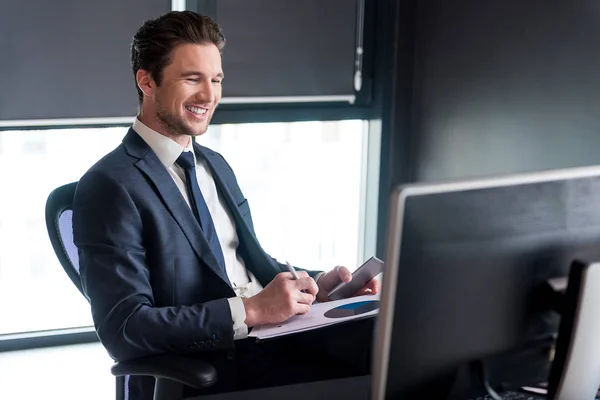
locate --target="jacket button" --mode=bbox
[226,351,235,360]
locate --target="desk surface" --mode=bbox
[192,376,546,400]
[193,375,371,400]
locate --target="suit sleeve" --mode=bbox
[73,171,234,361]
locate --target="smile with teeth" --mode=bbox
[185,106,208,116]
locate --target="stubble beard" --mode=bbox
[155,99,210,140]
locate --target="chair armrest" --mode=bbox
[110,354,217,389]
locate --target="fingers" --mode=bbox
[352,279,381,297]
[334,265,353,283]
[294,303,311,315]
[295,270,310,279]
[296,276,319,296]
[277,270,309,279]
[296,291,316,305]
[368,278,381,294]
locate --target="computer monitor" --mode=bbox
[371,165,600,400]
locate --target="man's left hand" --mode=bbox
[315,266,381,303]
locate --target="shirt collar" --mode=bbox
[132,117,196,167]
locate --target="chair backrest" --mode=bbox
[45,182,85,298]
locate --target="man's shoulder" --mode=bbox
[74,143,147,211]
[78,143,141,190]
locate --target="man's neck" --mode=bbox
[137,112,190,148]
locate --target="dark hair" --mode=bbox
[131,11,225,104]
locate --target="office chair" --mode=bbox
[45,182,217,400]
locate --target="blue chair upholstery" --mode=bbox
[58,210,80,284]
[45,182,217,400]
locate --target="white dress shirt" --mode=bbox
[133,118,263,339]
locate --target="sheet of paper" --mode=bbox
[248,293,380,340]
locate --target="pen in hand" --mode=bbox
[286,261,309,295]
[285,261,300,280]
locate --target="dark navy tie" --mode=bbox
[176,151,226,270]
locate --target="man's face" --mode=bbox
[149,43,223,139]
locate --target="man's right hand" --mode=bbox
[242,271,318,327]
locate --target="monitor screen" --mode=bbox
[372,166,600,399]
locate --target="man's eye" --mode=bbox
[212,79,222,84]
[187,78,199,83]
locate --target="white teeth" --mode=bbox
[186,106,207,115]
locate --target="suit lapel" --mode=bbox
[194,143,281,285]
[123,130,231,287]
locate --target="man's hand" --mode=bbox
[242,271,318,327]
[316,266,381,303]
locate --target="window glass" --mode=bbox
[0,120,367,335]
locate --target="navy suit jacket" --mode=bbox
[73,129,319,396]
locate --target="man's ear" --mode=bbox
[136,69,155,98]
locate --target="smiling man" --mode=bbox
[72,11,379,400]
[135,42,223,146]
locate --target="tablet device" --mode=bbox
[327,256,384,301]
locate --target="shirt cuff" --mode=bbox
[227,297,249,340]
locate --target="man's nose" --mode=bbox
[196,81,215,103]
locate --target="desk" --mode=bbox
[191,375,546,400]
[193,375,371,400]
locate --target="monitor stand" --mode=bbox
[445,359,504,400]
[547,260,600,400]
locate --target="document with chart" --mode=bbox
[249,293,380,340]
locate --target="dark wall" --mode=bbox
[374,0,419,257]
[410,0,600,182]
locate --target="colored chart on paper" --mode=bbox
[323,300,380,319]
[249,294,380,339]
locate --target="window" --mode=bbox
[199,120,368,271]
[0,120,372,335]
[0,127,126,335]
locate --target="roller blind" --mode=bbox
[191,0,360,104]
[0,0,360,124]
[0,0,170,123]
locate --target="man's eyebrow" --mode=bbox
[180,71,202,77]
[180,71,224,78]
